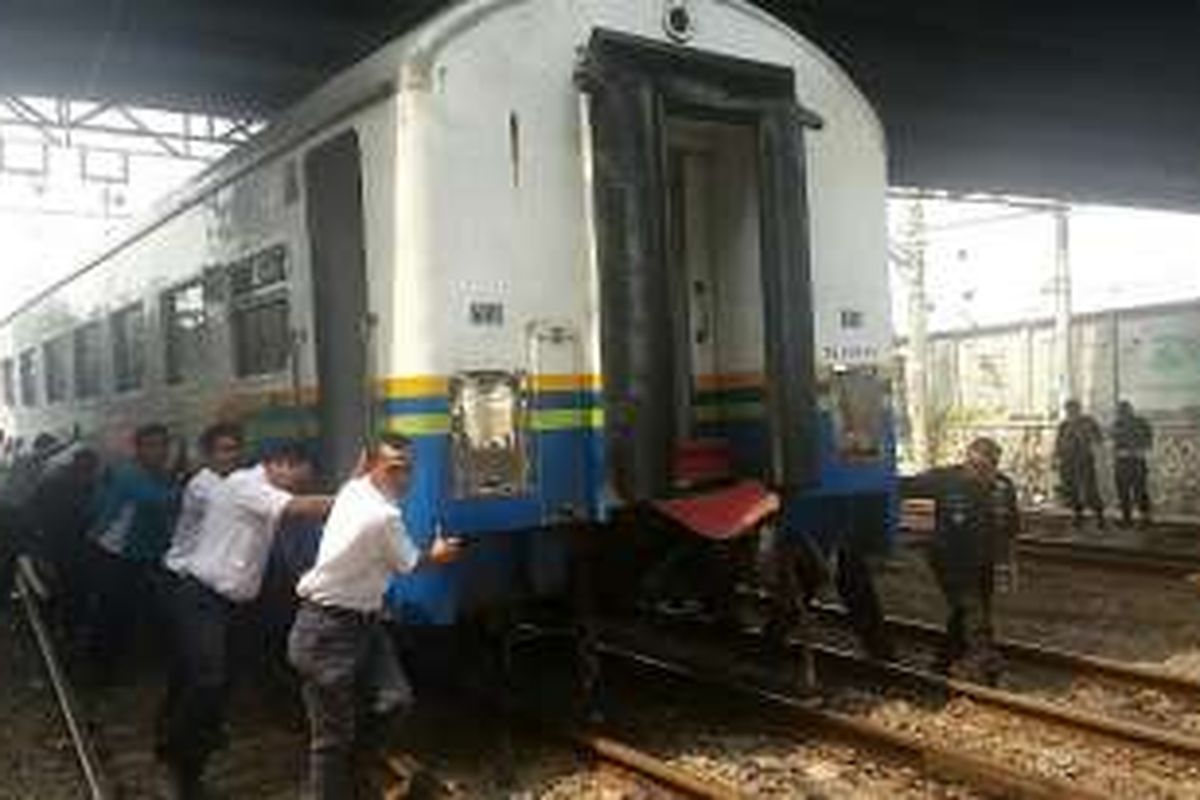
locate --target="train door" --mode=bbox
[665,122,763,445]
[304,130,370,482]
[579,30,821,503]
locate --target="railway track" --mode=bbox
[1013,536,1200,577]
[447,660,747,798]
[14,558,333,799]
[899,517,1200,578]
[815,602,1200,700]
[21,532,1196,800]
[564,728,743,798]
[15,559,114,800]
[810,641,1200,761]
[596,632,1104,800]
[17,556,731,799]
[601,615,1200,798]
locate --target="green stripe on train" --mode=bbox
[693,401,766,423]
[382,409,605,437]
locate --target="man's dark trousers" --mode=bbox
[1115,456,1150,524]
[289,601,412,800]
[161,575,232,783]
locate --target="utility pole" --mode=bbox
[1053,206,1073,418]
[906,200,931,469]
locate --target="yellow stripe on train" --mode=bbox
[376,373,602,399]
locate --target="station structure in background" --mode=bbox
[0,95,260,317]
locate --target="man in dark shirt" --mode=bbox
[1055,399,1105,528]
[902,437,1019,683]
[0,434,63,609]
[31,448,100,637]
[1112,400,1153,527]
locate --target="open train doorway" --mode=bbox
[580,30,822,503]
[664,120,765,469]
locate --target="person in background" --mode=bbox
[1054,399,1105,529]
[31,446,101,638]
[156,422,244,759]
[0,434,62,606]
[289,434,463,800]
[901,437,1019,683]
[87,424,177,679]
[1112,400,1153,528]
[160,441,333,800]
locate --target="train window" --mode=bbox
[448,371,529,498]
[829,367,888,463]
[255,245,287,286]
[42,335,70,404]
[74,321,103,399]
[163,281,208,385]
[229,258,256,296]
[232,295,291,377]
[110,302,146,393]
[228,245,287,297]
[18,349,37,407]
[1,359,14,407]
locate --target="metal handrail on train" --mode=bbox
[15,557,115,800]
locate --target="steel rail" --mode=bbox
[571,730,745,799]
[813,603,1200,698]
[598,640,1104,800]
[454,676,742,799]
[1014,537,1200,576]
[812,643,1200,761]
[15,560,115,800]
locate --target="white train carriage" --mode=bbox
[0,0,894,623]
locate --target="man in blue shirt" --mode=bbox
[88,423,178,680]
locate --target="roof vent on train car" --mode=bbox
[663,0,695,43]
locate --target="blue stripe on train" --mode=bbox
[384,410,895,625]
[380,390,603,417]
[385,427,605,624]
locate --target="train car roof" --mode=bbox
[1,0,879,328]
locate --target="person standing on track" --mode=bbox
[1054,399,1106,529]
[289,433,463,800]
[156,422,244,759]
[1112,400,1153,528]
[87,424,177,680]
[902,437,1019,683]
[159,440,333,799]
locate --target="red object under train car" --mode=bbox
[653,439,780,540]
[653,480,780,540]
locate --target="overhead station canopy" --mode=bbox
[0,0,1197,209]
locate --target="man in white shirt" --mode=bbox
[156,422,243,764]
[163,422,244,575]
[160,440,333,799]
[289,433,462,800]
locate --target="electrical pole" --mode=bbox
[1053,206,1073,418]
[906,200,931,469]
